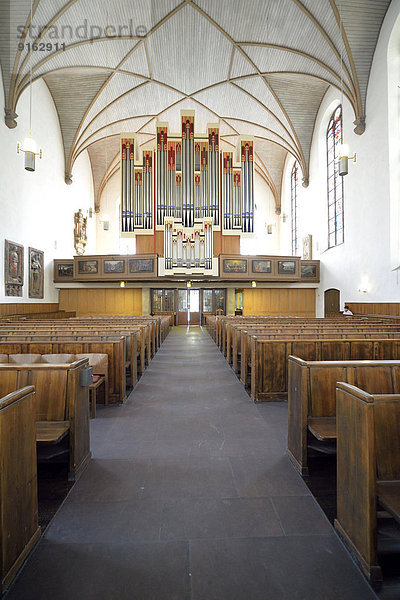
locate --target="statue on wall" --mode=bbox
[74,209,87,255]
[4,239,24,297]
[302,234,312,260]
[28,247,44,299]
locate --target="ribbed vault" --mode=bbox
[0,0,391,211]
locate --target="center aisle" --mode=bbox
[7,326,376,600]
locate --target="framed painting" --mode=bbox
[301,264,316,278]
[54,261,74,282]
[300,260,320,282]
[104,259,125,274]
[28,247,44,299]
[129,258,154,273]
[223,259,247,274]
[278,260,296,275]
[252,259,272,274]
[4,239,24,297]
[77,259,98,274]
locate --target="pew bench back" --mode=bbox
[334,382,400,584]
[287,356,400,475]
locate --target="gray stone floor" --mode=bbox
[6,326,377,600]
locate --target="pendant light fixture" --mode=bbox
[16,0,42,171]
[337,0,355,176]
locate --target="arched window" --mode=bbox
[326,105,344,248]
[290,161,299,255]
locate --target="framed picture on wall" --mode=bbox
[77,259,98,274]
[28,247,44,299]
[252,259,272,273]
[4,239,24,297]
[223,259,247,274]
[104,259,125,273]
[300,260,320,282]
[129,258,154,273]
[278,260,296,274]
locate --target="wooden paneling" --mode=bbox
[0,303,59,316]
[155,231,164,257]
[213,231,221,257]
[347,303,400,317]
[243,288,315,317]
[0,386,40,593]
[222,236,240,255]
[59,289,142,316]
[136,235,154,254]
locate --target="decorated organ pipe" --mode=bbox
[143,150,153,230]
[134,169,143,228]
[241,140,254,233]
[164,220,213,271]
[129,141,134,231]
[121,138,127,232]
[208,128,219,226]
[176,173,182,220]
[223,152,233,230]
[204,218,213,269]
[201,143,208,218]
[233,171,241,229]
[194,174,201,219]
[120,116,254,245]
[121,137,136,233]
[157,126,168,226]
[182,116,194,228]
[168,142,176,217]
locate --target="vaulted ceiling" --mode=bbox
[1,0,391,212]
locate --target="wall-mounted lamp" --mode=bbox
[120,281,126,288]
[266,224,273,235]
[186,280,191,288]
[17,137,42,172]
[101,213,110,230]
[358,276,369,294]
[338,143,356,176]
[251,280,257,288]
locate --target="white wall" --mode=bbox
[0,69,95,303]
[95,171,135,255]
[240,171,280,255]
[282,0,400,315]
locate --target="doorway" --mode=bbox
[177,289,200,325]
[324,288,340,317]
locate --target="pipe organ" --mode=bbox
[120,112,254,273]
[164,218,213,271]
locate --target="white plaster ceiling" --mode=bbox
[1,0,391,211]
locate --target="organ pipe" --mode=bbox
[120,120,254,242]
[241,140,254,233]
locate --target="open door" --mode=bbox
[177,289,201,325]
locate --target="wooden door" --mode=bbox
[177,289,189,325]
[324,288,340,317]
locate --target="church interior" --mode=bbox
[1,0,400,598]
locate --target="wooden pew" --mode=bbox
[0,386,41,594]
[238,328,400,387]
[0,360,91,481]
[250,337,400,401]
[0,339,126,404]
[334,382,400,585]
[287,356,400,475]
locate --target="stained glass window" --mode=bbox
[290,162,299,255]
[326,105,344,248]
